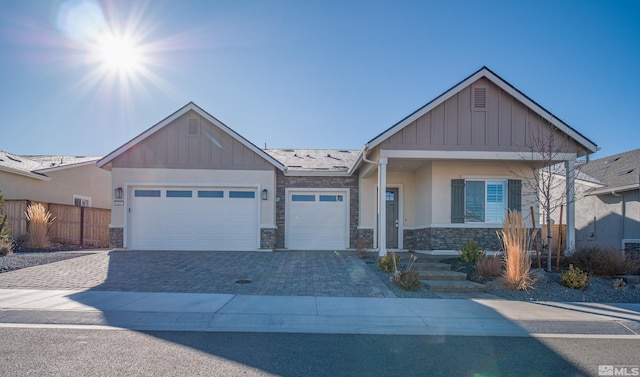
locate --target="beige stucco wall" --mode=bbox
[109,168,276,227]
[0,164,111,209]
[358,160,538,229]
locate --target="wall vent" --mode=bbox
[472,86,487,111]
[188,118,200,136]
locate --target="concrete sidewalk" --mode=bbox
[0,289,638,337]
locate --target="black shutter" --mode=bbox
[451,179,465,223]
[508,179,522,212]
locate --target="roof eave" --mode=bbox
[96,102,285,172]
[366,66,598,155]
[35,159,101,173]
[590,183,640,196]
[0,166,51,181]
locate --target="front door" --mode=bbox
[385,188,399,249]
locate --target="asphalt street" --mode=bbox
[1,327,638,377]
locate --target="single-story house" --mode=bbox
[0,152,111,209]
[560,149,639,253]
[97,67,598,254]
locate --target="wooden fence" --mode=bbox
[2,200,110,248]
[540,224,567,255]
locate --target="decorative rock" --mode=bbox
[531,268,549,284]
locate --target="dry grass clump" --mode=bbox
[476,254,503,279]
[25,203,55,249]
[498,210,534,290]
[567,245,640,277]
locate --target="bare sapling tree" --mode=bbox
[512,117,578,272]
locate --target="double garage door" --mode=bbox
[129,187,258,251]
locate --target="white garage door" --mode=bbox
[129,187,258,251]
[286,190,349,250]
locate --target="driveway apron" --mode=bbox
[0,251,395,298]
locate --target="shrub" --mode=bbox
[391,254,421,291]
[561,264,589,290]
[476,254,503,279]
[460,240,485,264]
[378,254,400,272]
[567,245,640,277]
[392,271,421,291]
[24,203,55,249]
[498,210,534,290]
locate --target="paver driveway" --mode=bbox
[0,250,395,298]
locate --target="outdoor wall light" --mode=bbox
[114,187,123,199]
[261,189,268,200]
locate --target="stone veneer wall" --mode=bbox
[260,228,276,249]
[404,227,504,251]
[275,170,359,249]
[109,227,124,248]
[356,228,374,250]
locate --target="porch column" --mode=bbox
[565,159,576,255]
[378,157,388,257]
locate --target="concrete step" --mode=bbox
[410,262,452,271]
[418,270,467,280]
[422,279,486,293]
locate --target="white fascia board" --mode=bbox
[0,165,51,181]
[366,70,485,149]
[482,70,598,154]
[97,102,285,171]
[379,150,577,161]
[35,159,100,173]
[590,183,640,196]
[283,170,352,177]
[366,68,597,154]
[347,148,365,175]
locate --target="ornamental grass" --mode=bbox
[498,210,534,290]
[25,203,55,249]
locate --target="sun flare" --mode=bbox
[95,33,143,75]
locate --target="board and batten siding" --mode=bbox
[381,78,582,154]
[112,110,274,171]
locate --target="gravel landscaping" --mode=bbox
[0,251,89,273]
[363,254,640,303]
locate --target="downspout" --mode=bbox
[362,146,379,166]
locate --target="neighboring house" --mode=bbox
[572,149,640,252]
[97,67,598,253]
[0,152,111,209]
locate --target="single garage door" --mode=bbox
[129,187,258,251]
[286,190,348,250]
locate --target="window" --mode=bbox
[319,195,343,202]
[198,190,224,198]
[229,191,255,199]
[292,194,315,202]
[465,180,506,223]
[166,190,192,198]
[73,195,91,207]
[134,190,161,197]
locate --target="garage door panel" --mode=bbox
[129,187,258,251]
[287,191,348,250]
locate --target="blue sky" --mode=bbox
[1,0,638,159]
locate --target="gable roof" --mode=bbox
[97,102,285,171]
[0,151,101,181]
[580,148,640,194]
[365,66,598,155]
[266,149,359,175]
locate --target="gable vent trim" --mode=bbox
[472,86,487,111]
[188,118,200,136]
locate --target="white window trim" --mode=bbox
[73,194,91,207]
[464,179,507,224]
